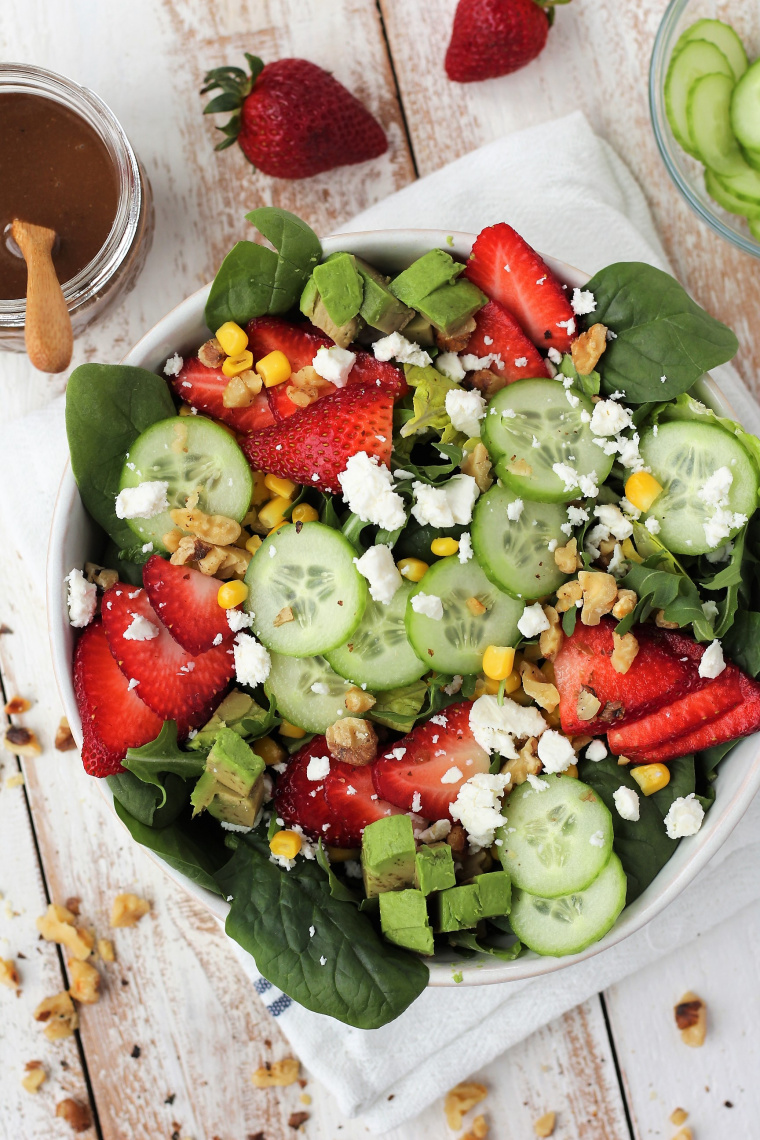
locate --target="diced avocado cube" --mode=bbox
[415,279,487,335]
[312,252,363,327]
[390,249,465,306]
[207,775,267,829]
[354,257,415,334]
[188,689,267,751]
[206,727,264,798]
[190,768,219,816]
[401,312,435,347]
[436,883,483,933]
[361,814,416,898]
[300,275,360,349]
[472,871,512,918]
[379,888,434,955]
[415,844,456,896]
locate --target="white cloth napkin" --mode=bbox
[12,109,760,1132]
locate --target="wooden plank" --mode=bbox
[378,0,760,389]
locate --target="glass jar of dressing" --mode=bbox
[0,64,153,352]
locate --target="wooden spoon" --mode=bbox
[11,218,73,373]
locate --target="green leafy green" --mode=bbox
[66,363,176,549]
[188,691,279,751]
[215,833,428,1027]
[316,842,360,904]
[205,208,321,330]
[400,365,464,442]
[562,606,578,636]
[113,799,227,895]
[558,352,600,398]
[723,611,760,676]
[107,771,189,828]
[583,262,738,403]
[617,561,714,640]
[122,722,205,806]
[369,680,428,732]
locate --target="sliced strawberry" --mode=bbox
[274,737,358,847]
[142,555,235,655]
[608,667,744,757]
[74,620,164,777]
[101,583,234,732]
[631,672,760,763]
[465,299,551,383]
[170,355,275,433]
[246,317,333,422]
[372,701,490,821]
[323,762,406,847]
[464,223,576,351]
[241,383,394,493]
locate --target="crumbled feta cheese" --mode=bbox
[443,675,463,696]
[411,791,422,813]
[566,505,589,527]
[607,543,627,578]
[553,462,579,493]
[699,466,733,508]
[590,400,632,437]
[436,352,466,382]
[547,538,558,553]
[704,507,747,549]
[469,694,547,759]
[386,746,407,761]
[514,356,528,368]
[66,568,97,628]
[269,546,277,558]
[507,498,524,522]
[212,633,223,646]
[619,498,641,521]
[644,517,661,534]
[123,613,159,641]
[312,345,356,387]
[615,432,646,471]
[701,600,719,623]
[571,288,596,316]
[585,522,611,561]
[233,632,271,687]
[353,544,402,605]
[411,474,479,528]
[589,830,606,848]
[537,730,576,773]
[445,388,487,437]
[586,739,607,762]
[699,640,726,679]
[115,480,169,520]
[418,819,452,843]
[458,532,473,563]
[556,317,577,335]
[163,353,183,377]
[664,793,705,839]
[441,766,463,784]
[307,755,331,781]
[594,504,633,541]
[705,541,734,564]
[373,332,431,368]
[460,351,504,372]
[547,347,563,365]
[613,786,640,822]
[311,681,330,695]
[338,451,406,530]
[127,677,139,691]
[566,389,580,408]
[526,773,550,792]
[411,592,443,621]
[517,602,551,638]
[450,772,511,850]
[227,608,253,632]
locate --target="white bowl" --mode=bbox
[48,229,760,987]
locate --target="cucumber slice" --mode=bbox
[715,162,760,204]
[639,422,758,555]
[245,522,368,656]
[510,853,627,957]
[678,19,748,82]
[471,485,569,601]
[688,73,743,176]
[265,652,354,733]
[482,380,614,503]
[705,168,760,218]
[325,580,427,691]
[119,416,253,551]
[405,556,522,676]
[497,774,614,898]
[731,58,760,150]
[744,147,760,172]
[665,39,734,156]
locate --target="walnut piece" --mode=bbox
[611,631,639,674]
[655,609,679,630]
[444,1082,488,1131]
[505,457,532,477]
[571,322,607,375]
[110,893,150,928]
[3,726,41,756]
[55,1098,92,1133]
[446,822,467,856]
[461,441,494,492]
[251,1056,300,1088]
[198,336,225,369]
[555,580,583,613]
[469,368,506,400]
[325,717,377,766]
[4,695,30,715]
[534,1111,557,1137]
[344,686,376,714]
[554,538,580,574]
[163,529,183,553]
[273,606,295,627]
[34,991,78,1040]
[463,1114,489,1139]
[288,1110,310,1129]
[501,738,541,786]
[21,1061,47,1094]
[578,570,618,626]
[520,661,559,712]
[170,506,241,547]
[97,938,116,963]
[436,317,476,353]
[673,1130,693,1140]
[68,959,101,1004]
[36,904,94,960]
[612,589,637,619]
[0,957,20,990]
[466,596,487,617]
[223,375,255,408]
[576,686,602,722]
[84,561,119,590]
[170,534,251,579]
[670,1108,689,1126]
[675,992,706,1047]
[539,605,563,661]
[55,717,77,751]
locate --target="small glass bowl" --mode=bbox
[650,0,760,258]
[0,64,154,352]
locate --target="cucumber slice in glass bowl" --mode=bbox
[325,580,427,691]
[687,72,743,176]
[731,58,760,151]
[119,415,253,551]
[705,168,760,219]
[472,484,570,601]
[678,18,748,82]
[664,38,734,157]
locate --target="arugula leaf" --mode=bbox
[369,680,428,732]
[107,771,189,828]
[113,799,227,894]
[122,722,205,806]
[66,364,176,549]
[562,605,578,636]
[400,365,463,442]
[617,560,714,640]
[583,263,738,404]
[723,611,760,676]
[215,833,428,1028]
[205,208,321,330]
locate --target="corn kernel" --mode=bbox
[480,675,501,695]
[245,534,263,555]
[630,763,670,796]
[215,321,248,357]
[482,645,516,681]
[256,350,292,387]
[217,581,249,609]
[270,830,302,860]
[292,503,319,524]
[258,496,291,530]
[268,519,291,535]
[222,350,254,378]
[625,471,663,513]
[504,670,522,694]
[250,470,269,506]
[621,537,643,564]
[265,474,297,499]
[398,557,429,582]
[279,721,305,739]
[251,736,287,766]
[565,763,579,778]
[431,537,459,557]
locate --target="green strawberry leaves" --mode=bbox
[201,53,265,151]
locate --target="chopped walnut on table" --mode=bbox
[97,938,116,963]
[4,695,30,715]
[21,1061,47,1094]
[444,1081,488,1131]
[55,1098,92,1133]
[3,726,41,757]
[578,570,618,626]
[344,686,376,715]
[675,991,707,1047]
[571,322,607,375]
[251,1056,300,1088]
[34,991,78,1041]
[460,441,493,492]
[0,957,20,990]
[670,1107,689,1126]
[463,1114,489,1139]
[55,717,77,751]
[325,717,377,766]
[37,903,94,960]
[533,1110,557,1137]
[110,893,150,928]
[611,631,639,675]
[68,958,101,1004]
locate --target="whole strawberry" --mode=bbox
[202,53,387,179]
[445,0,563,83]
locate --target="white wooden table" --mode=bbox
[1,2,759,1137]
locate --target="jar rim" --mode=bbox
[0,63,144,324]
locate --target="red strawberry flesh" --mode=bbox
[629,673,760,763]
[142,555,235,656]
[324,762,405,847]
[274,737,365,847]
[445,0,550,83]
[465,299,551,382]
[170,355,275,433]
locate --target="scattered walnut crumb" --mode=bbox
[461,441,494,492]
[446,823,467,856]
[534,1110,557,1137]
[110,893,150,928]
[55,1098,92,1133]
[501,737,541,787]
[655,609,679,630]
[97,938,115,963]
[436,318,476,353]
[673,1130,693,1140]
[612,589,637,620]
[170,506,241,547]
[0,956,20,990]
[578,570,618,626]
[554,537,581,574]
[288,1111,310,1130]
[84,562,119,590]
[576,686,602,722]
[670,1107,689,1126]
[675,992,706,1047]
[5,771,25,788]
[539,605,563,660]
[505,457,532,477]
[4,695,30,715]
[344,686,376,715]
[325,717,377,766]
[21,1060,47,1093]
[444,1082,488,1131]
[68,958,101,1004]
[611,631,639,675]
[520,661,559,712]
[54,717,77,751]
[34,991,79,1040]
[555,579,583,613]
[3,726,41,757]
[463,1115,489,1140]
[273,605,295,627]
[466,596,487,617]
[469,368,506,401]
[36,904,94,960]
[65,897,81,916]
[251,1056,300,1088]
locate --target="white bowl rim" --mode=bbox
[47,227,760,988]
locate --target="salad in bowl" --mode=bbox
[53,208,760,1028]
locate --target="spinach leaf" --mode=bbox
[697,739,737,779]
[723,611,760,676]
[123,722,205,806]
[369,680,428,732]
[649,753,696,816]
[316,842,360,904]
[107,771,189,828]
[113,799,226,894]
[205,208,321,330]
[216,833,428,1027]
[66,364,176,549]
[583,263,738,404]
[101,539,144,587]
